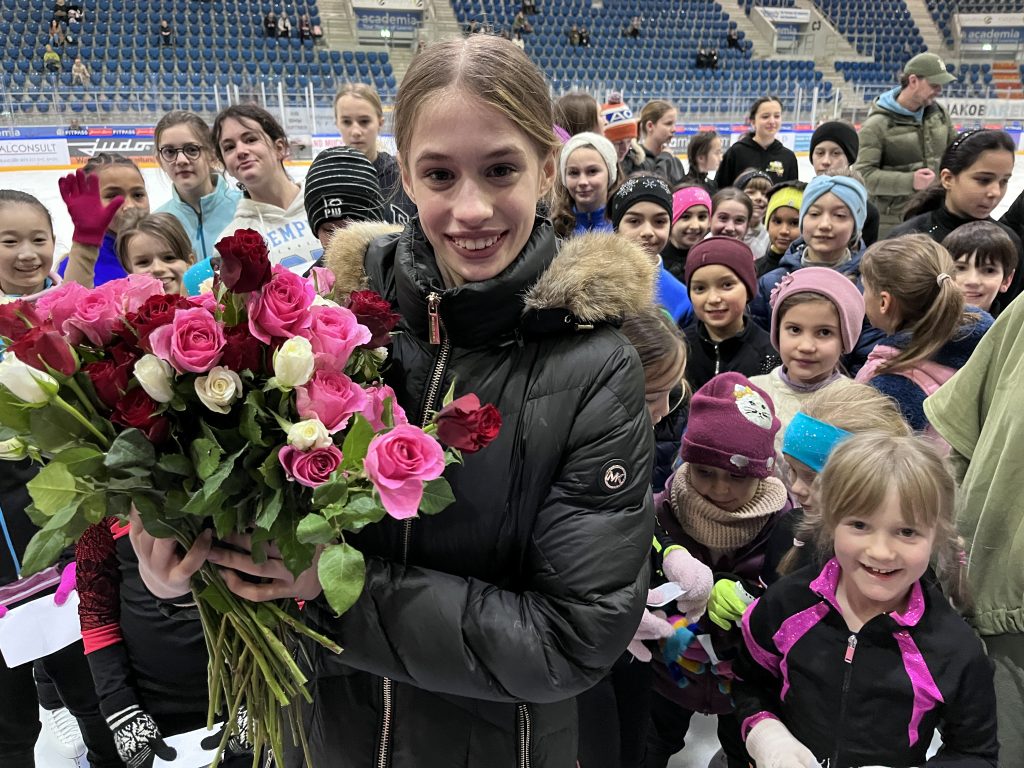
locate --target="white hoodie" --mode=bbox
[221,180,322,272]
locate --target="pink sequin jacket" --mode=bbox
[733,559,998,767]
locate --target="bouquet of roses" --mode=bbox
[0,229,501,765]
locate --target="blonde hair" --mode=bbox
[333,82,385,119]
[778,383,911,574]
[393,36,559,165]
[813,433,970,610]
[114,213,196,273]
[860,234,972,375]
[638,100,675,139]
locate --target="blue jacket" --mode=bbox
[572,207,613,236]
[657,263,694,326]
[56,232,126,286]
[156,175,241,261]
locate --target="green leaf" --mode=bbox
[296,513,335,545]
[105,429,156,473]
[240,399,266,446]
[80,491,108,524]
[29,405,88,452]
[312,474,349,509]
[259,447,284,490]
[24,502,49,528]
[20,528,74,575]
[272,516,315,577]
[54,446,105,478]
[318,542,366,616]
[191,438,223,481]
[198,584,233,615]
[440,379,457,408]
[419,477,456,516]
[157,454,193,476]
[0,386,33,432]
[26,462,79,517]
[255,488,283,530]
[324,495,386,533]
[341,414,374,466]
[200,445,246,501]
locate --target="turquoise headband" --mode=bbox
[781,412,852,472]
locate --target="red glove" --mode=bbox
[58,169,124,246]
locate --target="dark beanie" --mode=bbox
[609,175,673,229]
[809,122,859,165]
[684,236,757,301]
[303,146,385,235]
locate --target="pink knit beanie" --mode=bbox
[768,267,866,354]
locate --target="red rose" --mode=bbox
[83,360,130,409]
[0,300,41,343]
[8,326,79,376]
[433,394,502,453]
[111,388,169,443]
[216,229,272,293]
[129,293,192,350]
[347,290,400,348]
[220,323,266,373]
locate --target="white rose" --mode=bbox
[286,418,332,450]
[0,352,58,404]
[0,437,27,461]
[198,277,215,295]
[272,336,315,389]
[133,354,176,404]
[311,294,340,308]
[194,366,243,414]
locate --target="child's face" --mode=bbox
[334,94,383,161]
[941,150,1014,221]
[767,206,800,255]
[744,186,768,224]
[157,123,214,200]
[833,486,936,619]
[617,202,669,258]
[701,137,723,172]
[645,110,677,151]
[952,253,1013,312]
[801,192,855,263]
[751,101,782,140]
[710,200,749,240]
[670,205,709,249]
[0,203,55,296]
[689,463,759,513]
[786,456,817,513]
[400,91,554,285]
[689,264,747,341]
[778,299,843,385]
[123,231,189,295]
[564,147,609,213]
[645,362,683,426]
[811,140,849,175]
[100,165,149,233]
[218,117,288,190]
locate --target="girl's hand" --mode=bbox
[129,507,212,599]
[207,533,324,603]
[58,168,124,247]
[744,719,819,768]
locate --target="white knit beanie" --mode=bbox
[559,131,618,187]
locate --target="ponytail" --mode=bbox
[860,235,970,375]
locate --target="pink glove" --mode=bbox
[662,547,714,620]
[0,605,7,618]
[626,607,674,663]
[58,169,124,246]
[54,562,76,606]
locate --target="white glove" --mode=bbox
[661,547,713,621]
[744,718,819,768]
[626,607,674,663]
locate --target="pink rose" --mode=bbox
[296,370,368,433]
[63,288,120,346]
[361,384,409,431]
[303,305,371,372]
[189,292,221,313]
[149,307,226,373]
[247,265,316,343]
[32,281,87,342]
[102,274,164,314]
[364,425,446,520]
[309,267,336,297]
[279,443,343,488]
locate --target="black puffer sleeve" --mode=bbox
[307,339,655,703]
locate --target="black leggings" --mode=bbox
[0,641,121,768]
[644,692,749,768]
[577,652,654,768]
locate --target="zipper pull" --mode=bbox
[844,634,858,663]
[427,292,441,345]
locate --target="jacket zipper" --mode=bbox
[713,341,721,376]
[832,633,858,767]
[376,292,451,768]
[517,704,532,768]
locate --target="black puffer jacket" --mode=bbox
[308,220,657,767]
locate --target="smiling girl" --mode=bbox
[154,110,240,262]
[115,212,196,295]
[552,131,620,237]
[716,97,798,189]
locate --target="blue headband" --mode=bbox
[782,412,852,472]
[800,175,868,238]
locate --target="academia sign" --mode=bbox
[955,13,1024,45]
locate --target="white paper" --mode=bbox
[647,582,688,608]
[0,591,81,667]
[153,724,226,768]
[697,633,721,666]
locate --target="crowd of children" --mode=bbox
[0,36,1022,768]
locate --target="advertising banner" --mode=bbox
[956,13,1024,45]
[0,138,70,168]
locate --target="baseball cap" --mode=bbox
[903,53,956,85]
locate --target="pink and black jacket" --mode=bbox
[734,559,998,767]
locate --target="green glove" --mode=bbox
[707,579,756,630]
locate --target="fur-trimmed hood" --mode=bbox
[323,221,656,332]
